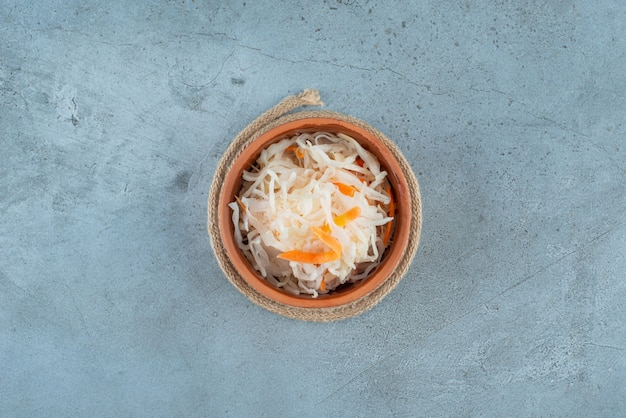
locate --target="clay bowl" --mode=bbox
[218,117,411,309]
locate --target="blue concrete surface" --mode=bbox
[1,1,625,416]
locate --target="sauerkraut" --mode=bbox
[229,131,395,297]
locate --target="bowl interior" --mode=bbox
[218,117,411,308]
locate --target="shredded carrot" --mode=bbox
[355,157,365,167]
[319,224,331,234]
[334,206,361,227]
[383,185,395,246]
[278,226,343,265]
[320,279,326,291]
[277,250,339,264]
[311,226,343,255]
[286,145,305,159]
[333,182,357,197]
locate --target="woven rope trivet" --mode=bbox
[208,89,422,321]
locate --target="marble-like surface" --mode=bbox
[1,1,625,416]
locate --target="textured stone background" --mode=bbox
[1,1,625,416]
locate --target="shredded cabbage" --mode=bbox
[229,132,394,297]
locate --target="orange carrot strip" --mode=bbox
[333,182,357,197]
[286,145,305,158]
[277,250,339,264]
[320,279,326,291]
[355,157,365,167]
[311,226,343,255]
[319,224,331,234]
[311,252,339,264]
[334,206,361,227]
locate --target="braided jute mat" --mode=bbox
[207,89,422,321]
